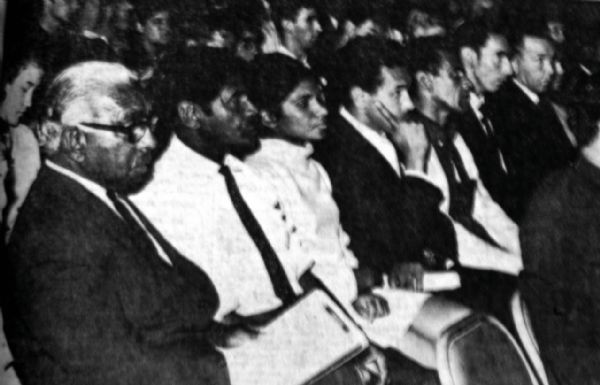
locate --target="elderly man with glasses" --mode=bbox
[1,61,231,385]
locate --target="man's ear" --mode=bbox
[177,100,204,129]
[350,86,369,110]
[260,110,278,130]
[511,56,520,76]
[61,125,87,163]
[282,18,295,35]
[37,119,64,155]
[460,47,477,69]
[416,71,433,93]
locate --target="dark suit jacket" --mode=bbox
[487,81,576,222]
[520,157,600,385]
[1,166,230,385]
[452,107,509,209]
[314,113,457,286]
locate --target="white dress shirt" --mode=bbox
[424,132,523,275]
[132,136,318,320]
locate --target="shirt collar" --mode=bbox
[276,45,309,68]
[82,30,109,44]
[469,91,486,118]
[513,79,540,105]
[45,159,120,216]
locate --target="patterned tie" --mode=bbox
[219,164,297,305]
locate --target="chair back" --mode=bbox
[437,313,538,385]
[510,291,550,385]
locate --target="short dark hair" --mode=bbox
[270,0,318,36]
[508,17,552,58]
[135,0,171,24]
[409,36,458,76]
[248,53,315,116]
[454,18,506,54]
[170,47,246,112]
[333,36,407,108]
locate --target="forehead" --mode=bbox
[296,7,317,22]
[61,86,147,125]
[482,34,509,53]
[148,11,169,22]
[522,36,554,55]
[12,63,43,86]
[287,79,319,98]
[379,66,410,88]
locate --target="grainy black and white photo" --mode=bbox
[0,0,598,384]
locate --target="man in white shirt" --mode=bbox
[408,36,522,327]
[132,47,386,385]
[409,36,521,277]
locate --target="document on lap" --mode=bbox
[220,290,369,385]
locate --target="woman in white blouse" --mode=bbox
[245,53,390,321]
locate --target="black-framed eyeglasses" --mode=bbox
[78,118,157,143]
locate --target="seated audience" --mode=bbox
[132,47,385,385]
[486,19,577,222]
[314,36,458,292]
[408,37,521,326]
[0,47,44,241]
[520,76,600,385]
[1,61,229,385]
[409,37,521,275]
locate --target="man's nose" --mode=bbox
[314,21,323,34]
[500,57,513,77]
[400,90,415,111]
[138,126,157,150]
[242,96,258,117]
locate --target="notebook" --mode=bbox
[221,289,370,385]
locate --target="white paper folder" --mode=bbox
[221,290,370,385]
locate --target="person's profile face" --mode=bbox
[51,0,80,24]
[235,31,260,62]
[514,36,555,94]
[112,0,134,32]
[430,59,470,112]
[63,86,158,193]
[291,7,322,52]
[473,34,512,93]
[367,66,414,132]
[143,11,171,46]
[205,85,260,152]
[0,63,43,126]
[276,79,328,142]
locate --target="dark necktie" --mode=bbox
[219,164,297,305]
[433,134,502,248]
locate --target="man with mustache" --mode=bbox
[408,37,521,326]
[1,61,229,385]
[486,19,576,222]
